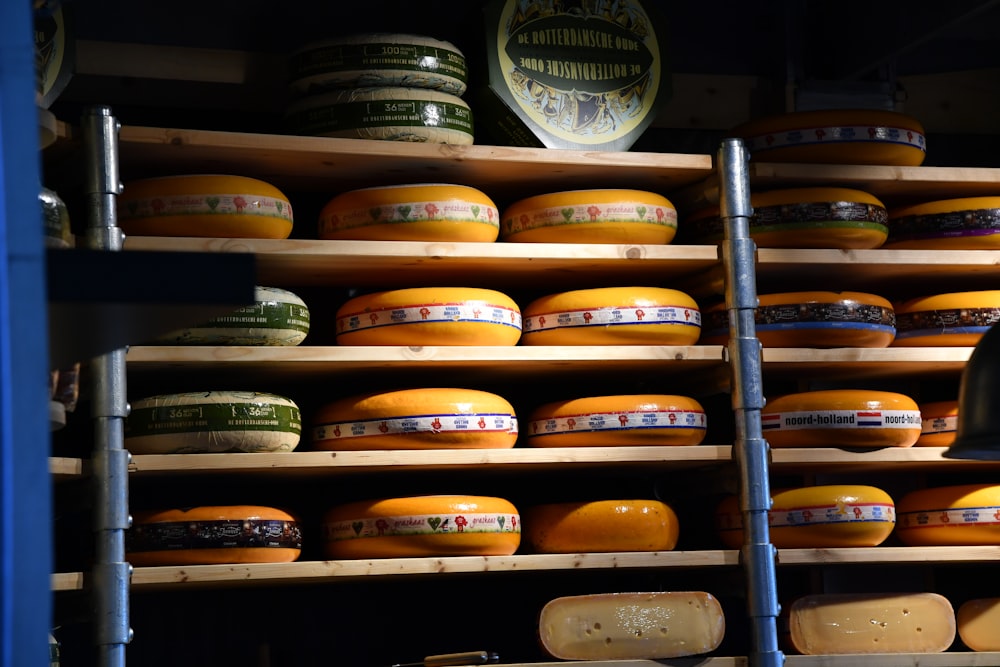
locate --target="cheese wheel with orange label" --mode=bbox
[118,174,294,239]
[322,495,520,558]
[335,287,522,346]
[126,505,302,566]
[916,400,958,447]
[312,388,517,450]
[521,287,700,346]
[958,598,1000,651]
[318,183,499,242]
[524,499,679,553]
[896,484,1000,546]
[500,189,677,245]
[893,290,1000,347]
[525,394,706,447]
[886,197,1000,249]
[715,485,895,549]
[701,291,895,348]
[761,389,921,448]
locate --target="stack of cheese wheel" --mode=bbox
[893,290,1000,347]
[524,499,679,553]
[335,287,521,345]
[680,187,888,249]
[761,389,922,448]
[896,484,1000,546]
[525,394,706,447]
[886,196,1000,249]
[731,108,926,166]
[715,485,896,549]
[285,33,472,144]
[700,291,895,348]
[125,390,302,454]
[322,495,520,558]
[318,183,500,242]
[499,189,678,245]
[127,505,302,566]
[153,286,310,346]
[311,388,517,450]
[118,174,294,239]
[958,598,1000,651]
[521,287,700,346]
[916,399,959,447]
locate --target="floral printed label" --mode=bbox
[502,202,677,235]
[889,207,1000,242]
[523,305,700,332]
[313,413,518,441]
[126,400,302,437]
[528,409,706,437]
[898,507,1000,529]
[716,503,895,531]
[120,194,293,222]
[761,409,921,432]
[922,414,958,435]
[324,512,520,541]
[320,199,498,234]
[744,124,926,153]
[127,519,302,552]
[895,307,1000,340]
[683,201,888,242]
[337,302,522,334]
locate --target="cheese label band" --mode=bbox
[523,306,700,332]
[324,513,521,541]
[313,413,518,441]
[320,199,499,232]
[717,503,895,531]
[501,202,677,235]
[127,519,303,552]
[761,410,921,431]
[289,42,468,91]
[895,307,1000,339]
[119,194,293,222]
[337,303,522,334]
[898,507,1000,529]
[923,415,958,435]
[528,409,705,437]
[286,99,474,137]
[743,124,926,153]
[126,402,302,437]
[890,208,1000,241]
[194,302,310,333]
[688,201,888,240]
[704,302,894,339]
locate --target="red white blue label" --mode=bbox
[523,306,700,332]
[898,506,1000,529]
[528,408,706,437]
[761,409,921,431]
[313,413,517,441]
[745,124,926,153]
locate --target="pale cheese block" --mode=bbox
[916,400,958,447]
[521,287,701,346]
[500,189,677,244]
[312,388,517,450]
[538,592,725,660]
[524,499,679,553]
[886,196,1000,249]
[893,290,1000,347]
[318,183,499,242]
[957,598,1000,651]
[335,287,522,346]
[125,391,302,454]
[788,592,955,655]
[895,484,1000,546]
[118,174,294,239]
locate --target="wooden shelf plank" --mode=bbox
[770,447,1000,473]
[778,546,1000,565]
[49,456,85,481]
[784,653,1000,666]
[761,347,971,381]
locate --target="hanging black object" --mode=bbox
[945,321,1000,460]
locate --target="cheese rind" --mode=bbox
[893,290,1000,347]
[525,499,679,553]
[895,483,1000,546]
[957,598,1000,651]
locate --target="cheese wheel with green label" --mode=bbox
[715,485,895,549]
[886,197,1000,249]
[335,287,521,346]
[526,394,706,447]
[500,189,677,244]
[916,400,958,447]
[322,495,520,558]
[521,287,700,346]
[125,391,302,454]
[896,484,1000,546]
[318,183,499,242]
[312,388,517,450]
[958,598,1000,651]
[118,174,294,239]
[127,505,302,566]
[538,592,725,660]
[524,499,679,553]
[761,389,921,448]
[893,290,1000,347]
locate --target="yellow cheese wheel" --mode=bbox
[322,495,520,558]
[118,174,293,239]
[885,197,1000,249]
[761,389,921,448]
[521,287,700,346]
[916,400,958,447]
[957,598,1000,651]
[335,287,521,346]
[731,109,926,166]
[500,189,677,244]
[896,484,1000,546]
[892,290,1000,347]
[525,394,706,447]
[524,499,679,553]
[715,485,896,549]
[312,388,517,450]
[701,291,895,347]
[318,183,499,242]
[126,505,302,566]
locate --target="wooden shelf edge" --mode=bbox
[784,653,1000,666]
[778,546,1000,565]
[770,447,1000,472]
[49,456,86,480]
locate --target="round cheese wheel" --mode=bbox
[957,598,1000,651]
[681,187,888,249]
[524,499,679,553]
[288,33,468,96]
[335,287,521,346]
[40,187,72,249]
[322,495,520,558]
[701,291,895,347]
[761,389,921,448]
[500,189,677,244]
[916,400,958,447]
[896,484,1000,546]
[126,505,302,566]
[525,394,706,447]
[885,197,1000,249]
[153,286,310,346]
[312,388,517,450]
[731,109,926,166]
[715,485,896,549]
[318,183,499,242]
[892,290,1000,347]
[118,174,294,239]
[125,391,302,454]
[521,287,701,346]
[284,87,474,144]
